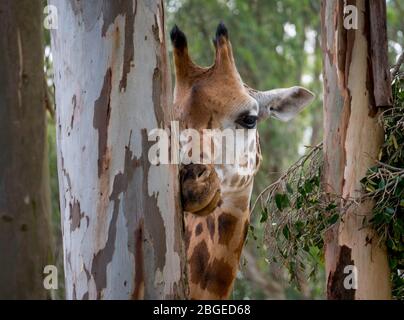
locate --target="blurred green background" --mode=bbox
[44,0,403,299]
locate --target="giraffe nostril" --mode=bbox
[196,166,208,178]
[181,164,209,181]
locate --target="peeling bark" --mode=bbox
[321,0,391,299]
[367,1,393,108]
[327,245,355,300]
[0,0,54,299]
[51,0,186,299]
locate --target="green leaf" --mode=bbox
[294,221,304,235]
[327,213,339,226]
[275,193,290,211]
[377,179,386,190]
[298,186,306,197]
[283,225,290,240]
[370,212,385,225]
[296,196,303,209]
[260,208,268,223]
[366,184,376,193]
[309,246,320,258]
[281,194,290,209]
[325,203,337,211]
[275,193,283,211]
[392,135,398,150]
[304,180,314,193]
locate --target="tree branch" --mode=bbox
[391,51,404,77]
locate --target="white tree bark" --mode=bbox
[321,0,392,299]
[51,0,186,299]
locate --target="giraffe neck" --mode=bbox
[185,184,252,300]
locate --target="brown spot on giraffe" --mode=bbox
[195,223,203,236]
[206,215,215,241]
[189,241,210,285]
[171,22,315,299]
[189,240,234,299]
[203,258,234,298]
[218,213,238,245]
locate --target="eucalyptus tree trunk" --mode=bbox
[51,0,186,299]
[0,0,54,299]
[321,0,392,299]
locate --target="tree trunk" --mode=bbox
[321,0,392,299]
[0,0,54,299]
[51,0,187,299]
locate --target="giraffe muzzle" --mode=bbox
[180,164,221,216]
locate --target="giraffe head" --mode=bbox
[171,23,314,299]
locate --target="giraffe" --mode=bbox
[170,22,315,300]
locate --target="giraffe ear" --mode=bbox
[248,86,315,122]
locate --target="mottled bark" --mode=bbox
[0,0,54,299]
[321,0,391,299]
[51,0,186,299]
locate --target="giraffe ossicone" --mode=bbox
[170,22,314,299]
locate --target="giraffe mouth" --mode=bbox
[180,164,222,216]
[188,188,221,216]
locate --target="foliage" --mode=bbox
[257,73,404,300]
[253,143,329,295]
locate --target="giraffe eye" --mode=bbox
[236,115,258,129]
